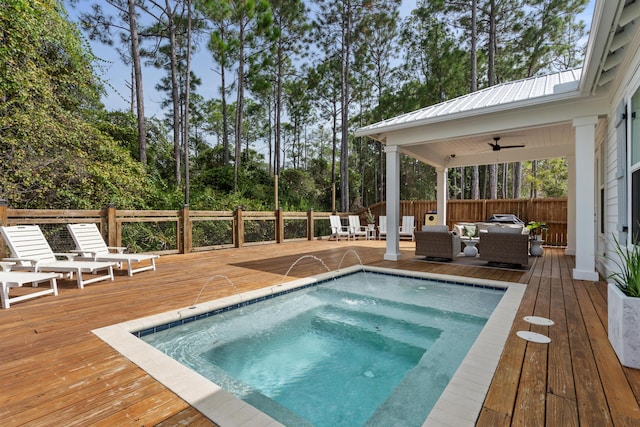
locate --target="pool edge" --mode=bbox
[92,266,525,427]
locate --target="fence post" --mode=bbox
[179,205,191,254]
[234,207,244,248]
[105,203,118,248]
[0,200,7,256]
[0,200,7,227]
[308,209,314,240]
[275,209,284,243]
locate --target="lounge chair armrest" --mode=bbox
[70,249,99,260]
[2,257,38,267]
[107,246,127,254]
[53,253,78,261]
[70,249,97,255]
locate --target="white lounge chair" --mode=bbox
[399,216,416,241]
[329,215,351,241]
[67,223,158,276]
[348,215,367,240]
[0,225,115,289]
[0,262,60,309]
[378,216,387,240]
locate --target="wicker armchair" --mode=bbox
[478,227,530,266]
[415,226,461,260]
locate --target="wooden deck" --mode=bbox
[1,240,639,426]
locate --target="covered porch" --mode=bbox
[356,69,606,282]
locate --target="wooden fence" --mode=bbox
[0,198,567,255]
[363,198,567,246]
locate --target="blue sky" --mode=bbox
[67,0,596,118]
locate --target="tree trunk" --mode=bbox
[513,161,522,198]
[166,2,181,185]
[128,0,146,164]
[331,99,338,212]
[470,0,478,92]
[488,0,496,86]
[471,166,479,199]
[340,1,351,213]
[220,31,230,165]
[502,163,508,198]
[130,64,135,114]
[183,0,192,205]
[234,25,245,192]
[489,164,497,199]
[274,41,283,208]
[531,160,538,198]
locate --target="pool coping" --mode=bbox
[92,266,525,427]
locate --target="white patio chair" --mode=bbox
[399,216,416,241]
[378,216,387,240]
[0,225,115,289]
[329,215,351,241]
[348,215,367,240]
[67,223,158,276]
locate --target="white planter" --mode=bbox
[608,282,640,369]
[530,240,544,256]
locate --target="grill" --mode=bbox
[485,214,524,224]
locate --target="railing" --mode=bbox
[0,197,568,255]
[0,202,348,255]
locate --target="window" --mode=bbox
[631,88,640,240]
[632,87,640,164]
[633,170,640,240]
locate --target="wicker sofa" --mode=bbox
[415,225,461,260]
[478,226,530,266]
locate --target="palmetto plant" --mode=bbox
[608,234,640,298]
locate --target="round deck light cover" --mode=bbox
[516,330,551,343]
[523,316,555,326]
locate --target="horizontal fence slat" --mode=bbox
[115,218,179,223]
[8,209,102,218]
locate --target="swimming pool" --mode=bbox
[94,266,525,426]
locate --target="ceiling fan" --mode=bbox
[488,136,525,151]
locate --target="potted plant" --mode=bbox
[365,208,376,229]
[526,221,548,241]
[526,221,548,256]
[607,234,640,369]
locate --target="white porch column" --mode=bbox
[436,167,448,226]
[572,116,599,281]
[384,145,401,261]
[565,153,576,256]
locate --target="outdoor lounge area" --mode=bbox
[416,222,531,266]
[1,239,638,426]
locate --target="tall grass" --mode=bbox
[608,234,640,297]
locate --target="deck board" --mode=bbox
[0,240,638,426]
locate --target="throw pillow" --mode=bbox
[464,225,477,237]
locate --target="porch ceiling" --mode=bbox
[400,122,575,169]
[367,90,607,169]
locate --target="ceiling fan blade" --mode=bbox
[500,144,525,149]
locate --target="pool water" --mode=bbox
[141,271,504,426]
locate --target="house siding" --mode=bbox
[601,28,640,279]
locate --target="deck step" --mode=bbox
[311,305,441,355]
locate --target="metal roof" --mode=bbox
[355,68,583,137]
